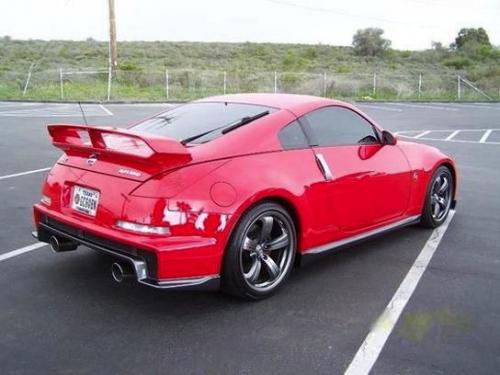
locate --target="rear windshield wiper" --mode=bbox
[221,110,270,134]
[181,110,270,145]
[181,127,221,145]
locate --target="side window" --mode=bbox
[278,120,309,149]
[304,107,378,146]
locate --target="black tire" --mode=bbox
[420,166,454,228]
[222,202,297,300]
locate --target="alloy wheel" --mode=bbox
[239,212,295,292]
[430,172,452,221]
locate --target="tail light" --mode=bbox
[116,220,170,235]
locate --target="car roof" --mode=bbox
[196,93,349,114]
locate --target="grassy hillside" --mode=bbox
[0,37,499,101]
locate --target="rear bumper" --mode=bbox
[33,206,221,290]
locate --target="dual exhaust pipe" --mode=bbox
[49,235,78,252]
[48,235,135,283]
[111,262,135,283]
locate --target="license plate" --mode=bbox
[71,186,100,216]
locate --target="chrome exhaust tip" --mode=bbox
[49,235,78,253]
[49,236,60,252]
[111,262,135,283]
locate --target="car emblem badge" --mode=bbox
[118,168,142,177]
[86,154,98,166]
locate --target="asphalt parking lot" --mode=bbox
[1,100,499,374]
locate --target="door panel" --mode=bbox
[301,105,412,234]
[314,144,411,232]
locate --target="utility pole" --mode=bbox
[108,0,118,71]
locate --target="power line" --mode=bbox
[404,0,500,11]
[260,0,442,29]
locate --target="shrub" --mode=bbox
[118,62,142,71]
[336,65,352,73]
[443,57,471,69]
[352,28,391,57]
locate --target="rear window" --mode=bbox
[131,102,275,144]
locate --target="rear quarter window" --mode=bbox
[278,121,309,149]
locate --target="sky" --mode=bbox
[0,0,499,50]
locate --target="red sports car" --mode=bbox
[33,94,457,299]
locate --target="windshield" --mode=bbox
[131,102,276,144]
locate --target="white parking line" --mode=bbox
[415,137,500,145]
[358,104,403,112]
[99,104,113,116]
[396,128,500,145]
[345,210,455,375]
[445,103,500,110]
[0,102,40,108]
[0,167,51,181]
[388,103,459,111]
[113,103,174,107]
[0,103,113,117]
[445,130,460,141]
[397,128,500,133]
[397,135,500,145]
[414,130,431,139]
[0,242,47,262]
[479,129,493,143]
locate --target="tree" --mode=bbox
[453,28,491,50]
[431,41,444,50]
[352,28,391,57]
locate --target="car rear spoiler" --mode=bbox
[48,124,191,165]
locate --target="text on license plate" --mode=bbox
[71,186,100,216]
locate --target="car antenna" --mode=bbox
[78,101,88,126]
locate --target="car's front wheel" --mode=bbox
[420,166,454,228]
[222,202,296,300]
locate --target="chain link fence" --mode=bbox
[0,67,498,101]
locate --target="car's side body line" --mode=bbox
[303,214,421,255]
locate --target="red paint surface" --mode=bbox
[34,94,457,281]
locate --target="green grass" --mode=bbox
[0,38,499,101]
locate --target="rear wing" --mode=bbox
[48,124,191,164]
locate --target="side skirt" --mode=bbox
[300,215,421,264]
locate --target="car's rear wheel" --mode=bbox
[420,166,454,228]
[222,202,296,300]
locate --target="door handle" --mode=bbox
[315,153,333,181]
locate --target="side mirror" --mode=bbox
[382,130,397,145]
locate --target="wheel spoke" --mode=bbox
[261,255,280,280]
[242,236,258,252]
[266,232,289,251]
[244,257,262,283]
[432,194,438,207]
[433,201,440,217]
[437,196,447,208]
[260,216,274,242]
[432,177,441,194]
[438,177,449,194]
